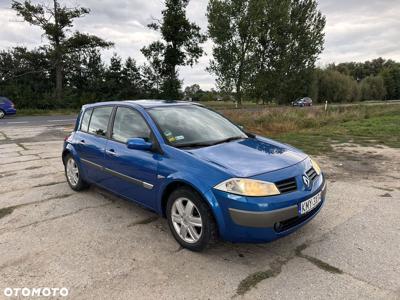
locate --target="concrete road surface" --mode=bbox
[0,121,399,299]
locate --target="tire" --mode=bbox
[0,110,5,119]
[64,154,88,191]
[166,187,217,251]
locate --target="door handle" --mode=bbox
[79,139,85,145]
[106,149,116,156]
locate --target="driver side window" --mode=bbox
[112,107,151,143]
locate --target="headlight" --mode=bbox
[214,178,280,197]
[310,158,321,175]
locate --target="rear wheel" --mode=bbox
[166,187,217,251]
[64,155,88,191]
[0,110,5,119]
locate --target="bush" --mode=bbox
[313,69,361,103]
[361,75,386,100]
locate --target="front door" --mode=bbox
[102,106,159,210]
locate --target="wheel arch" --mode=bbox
[62,148,71,165]
[160,180,204,217]
[159,178,226,237]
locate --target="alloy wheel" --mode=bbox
[66,157,79,187]
[171,197,203,243]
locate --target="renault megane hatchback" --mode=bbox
[62,100,327,251]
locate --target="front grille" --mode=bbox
[274,201,323,232]
[275,178,297,194]
[306,167,318,182]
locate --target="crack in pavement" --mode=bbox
[33,181,65,188]
[127,216,159,227]
[0,202,113,236]
[235,257,290,296]
[235,237,395,297]
[1,157,42,166]
[0,172,17,178]
[16,142,28,151]
[0,131,11,141]
[294,243,343,274]
[0,193,73,220]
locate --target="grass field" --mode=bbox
[223,104,400,154]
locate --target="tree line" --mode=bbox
[0,0,399,109]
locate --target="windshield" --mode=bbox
[147,105,247,148]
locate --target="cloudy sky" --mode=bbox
[0,0,399,89]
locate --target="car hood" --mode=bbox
[187,137,307,177]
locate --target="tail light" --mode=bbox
[64,133,73,142]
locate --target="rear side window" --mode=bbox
[88,106,113,136]
[80,109,92,132]
[112,107,151,143]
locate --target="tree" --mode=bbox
[104,54,123,99]
[207,0,262,106]
[328,58,398,82]
[0,47,53,108]
[184,84,201,100]
[261,0,325,103]
[120,57,142,99]
[141,0,206,99]
[208,0,325,105]
[361,76,386,100]
[312,69,360,103]
[65,49,106,105]
[11,0,113,101]
[381,65,400,100]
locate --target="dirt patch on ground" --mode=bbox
[316,143,400,185]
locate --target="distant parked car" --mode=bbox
[0,97,17,118]
[292,97,313,107]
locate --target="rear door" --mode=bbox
[74,105,114,183]
[102,106,159,209]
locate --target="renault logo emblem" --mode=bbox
[302,175,311,189]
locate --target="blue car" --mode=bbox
[62,100,327,251]
[0,97,17,119]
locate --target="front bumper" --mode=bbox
[211,159,327,243]
[229,180,326,229]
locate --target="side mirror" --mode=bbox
[238,125,245,130]
[127,138,153,151]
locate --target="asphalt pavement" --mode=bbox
[0,114,77,127]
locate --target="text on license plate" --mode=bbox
[300,192,322,215]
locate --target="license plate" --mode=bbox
[300,192,322,215]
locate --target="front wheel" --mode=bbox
[64,155,88,191]
[166,187,217,251]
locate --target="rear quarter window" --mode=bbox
[88,106,113,136]
[80,109,93,132]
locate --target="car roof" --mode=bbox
[82,100,202,110]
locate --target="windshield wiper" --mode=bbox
[208,136,246,146]
[175,142,214,149]
[176,136,246,149]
